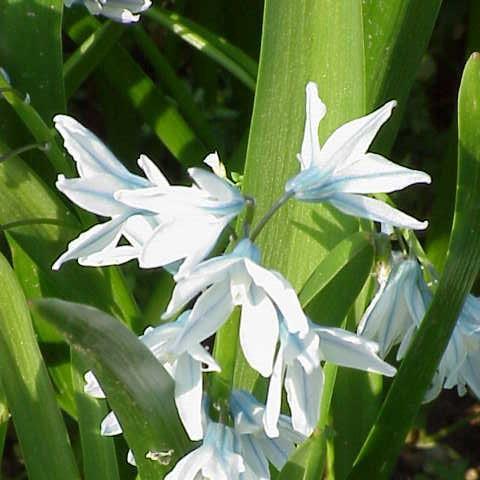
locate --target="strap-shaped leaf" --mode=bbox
[348,52,480,480]
[0,254,80,480]
[33,299,190,480]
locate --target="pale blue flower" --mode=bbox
[64,0,151,23]
[53,116,245,276]
[85,311,219,441]
[424,294,480,402]
[230,390,305,479]
[357,254,431,358]
[165,421,245,480]
[285,82,431,229]
[116,152,246,276]
[164,239,309,378]
[264,322,396,437]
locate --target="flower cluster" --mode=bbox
[53,82,432,476]
[358,249,480,403]
[63,0,151,23]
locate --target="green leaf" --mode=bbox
[33,299,190,479]
[146,6,257,91]
[0,253,80,480]
[64,11,208,167]
[348,52,480,480]
[363,0,442,149]
[63,21,125,100]
[72,352,120,480]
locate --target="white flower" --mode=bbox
[285,82,431,229]
[116,152,246,277]
[165,421,245,480]
[52,115,166,270]
[164,239,309,378]
[264,322,396,437]
[64,0,151,23]
[85,311,220,441]
[357,254,431,358]
[53,116,245,276]
[425,295,480,402]
[230,390,305,479]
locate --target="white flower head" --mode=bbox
[52,115,168,270]
[116,152,246,277]
[85,311,219,442]
[230,389,305,479]
[164,238,309,378]
[425,294,480,402]
[357,254,431,358]
[165,421,245,480]
[264,322,396,438]
[64,0,152,23]
[285,82,431,229]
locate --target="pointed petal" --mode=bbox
[315,326,396,376]
[284,362,323,436]
[101,411,122,436]
[127,450,136,466]
[328,193,428,230]
[238,436,269,480]
[332,153,431,194]
[52,216,127,270]
[256,434,296,471]
[83,371,105,398]
[56,174,129,217]
[173,353,204,441]
[244,261,308,334]
[188,165,242,203]
[137,154,169,186]
[263,345,286,438]
[164,447,208,480]
[298,82,326,170]
[239,286,279,377]
[188,344,221,372]
[319,101,397,172]
[173,283,233,353]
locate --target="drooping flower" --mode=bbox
[164,238,309,378]
[115,152,246,276]
[264,322,396,437]
[164,421,245,480]
[424,294,480,402]
[357,253,431,358]
[53,115,245,276]
[285,82,431,229]
[230,389,305,479]
[63,0,151,23]
[85,311,220,441]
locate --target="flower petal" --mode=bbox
[238,435,269,480]
[188,165,243,203]
[52,215,127,270]
[164,447,209,480]
[101,411,122,436]
[284,361,323,436]
[83,371,105,398]
[137,154,169,187]
[331,153,431,194]
[239,286,279,377]
[314,326,396,376]
[328,192,428,230]
[298,82,326,170]
[173,353,204,441]
[244,260,308,334]
[319,100,396,173]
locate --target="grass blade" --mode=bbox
[0,253,80,480]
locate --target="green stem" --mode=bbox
[249,191,293,241]
[0,142,49,163]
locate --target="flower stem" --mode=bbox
[249,191,293,241]
[0,142,49,163]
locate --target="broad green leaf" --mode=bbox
[33,299,190,479]
[363,0,442,149]
[0,253,79,480]
[64,11,208,167]
[72,352,120,480]
[63,21,124,100]
[348,52,480,480]
[146,6,257,91]
[0,0,65,119]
